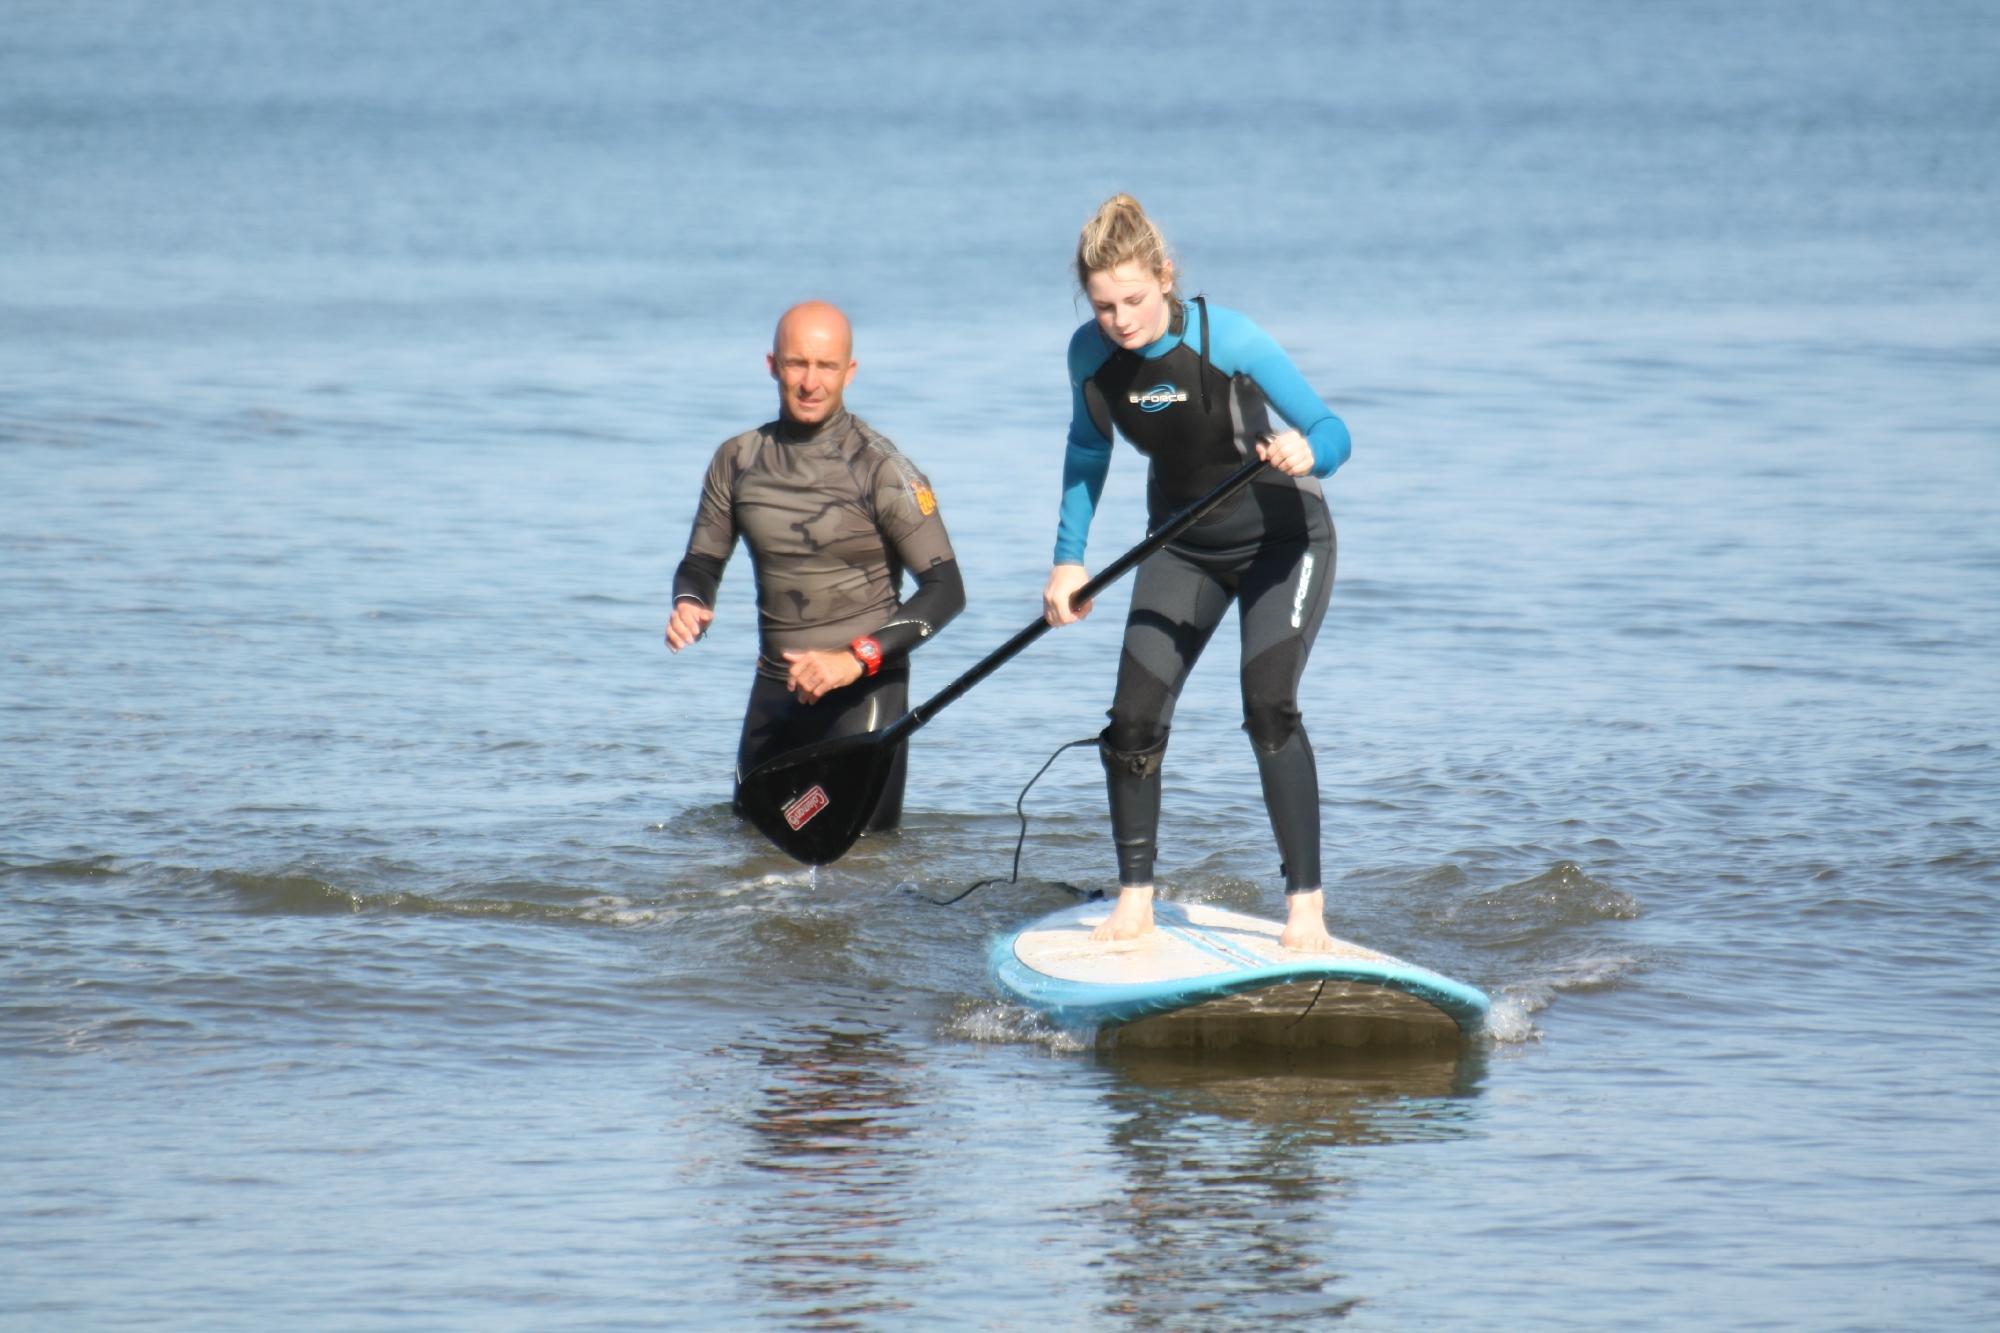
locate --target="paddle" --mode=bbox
[737,456,1273,865]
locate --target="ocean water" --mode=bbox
[4,2,1999,1328]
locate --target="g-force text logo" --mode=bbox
[1129,384,1188,413]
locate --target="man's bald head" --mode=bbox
[768,301,858,428]
[772,301,852,360]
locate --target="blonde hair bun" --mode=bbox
[1076,193,1176,294]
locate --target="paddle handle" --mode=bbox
[888,456,1271,741]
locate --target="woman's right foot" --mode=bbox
[1090,883,1155,941]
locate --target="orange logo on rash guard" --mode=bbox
[882,450,937,518]
[783,786,830,830]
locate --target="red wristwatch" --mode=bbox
[849,635,883,677]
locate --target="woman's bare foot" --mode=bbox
[1279,889,1335,952]
[1091,884,1155,941]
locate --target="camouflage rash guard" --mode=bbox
[676,410,956,681]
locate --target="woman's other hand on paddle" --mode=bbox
[1043,563,1094,627]
[664,600,713,652]
[1256,429,1315,477]
[783,648,863,705]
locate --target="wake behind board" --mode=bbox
[990,899,1489,1050]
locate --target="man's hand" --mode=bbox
[783,648,864,704]
[665,600,714,652]
[1042,563,1093,626]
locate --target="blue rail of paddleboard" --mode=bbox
[988,920,1490,1036]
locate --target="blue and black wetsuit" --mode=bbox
[1059,298,1350,892]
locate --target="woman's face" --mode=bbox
[1085,260,1175,350]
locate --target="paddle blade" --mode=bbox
[735,731,901,865]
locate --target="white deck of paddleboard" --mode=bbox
[1014,899,1401,982]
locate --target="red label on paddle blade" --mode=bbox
[782,786,830,830]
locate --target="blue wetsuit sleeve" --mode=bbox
[1203,305,1351,477]
[1055,329,1114,565]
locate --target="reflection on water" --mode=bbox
[723,1023,1484,1332]
[1102,1045,1486,1133]
[1081,1047,1485,1330]
[737,1021,927,1330]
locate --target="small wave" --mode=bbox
[209,869,368,915]
[1487,952,1645,1044]
[1481,995,1539,1045]
[0,854,126,880]
[1434,863,1646,1037]
[1926,847,2000,879]
[947,999,1088,1052]
[1543,954,1640,992]
[1341,862,1472,893]
[575,896,664,926]
[1450,860,1641,944]
[208,868,667,927]
[711,869,821,900]
[56,1012,202,1055]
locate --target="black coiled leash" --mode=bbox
[908,737,1104,906]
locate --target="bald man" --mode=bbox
[666,302,964,832]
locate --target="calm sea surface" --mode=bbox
[5,2,1998,1328]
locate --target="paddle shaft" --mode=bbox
[882,456,1271,744]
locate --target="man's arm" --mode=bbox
[869,556,965,658]
[864,446,962,662]
[784,444,963,704]
[781,556,964,704]
[664,442,740,653]
[665,552,722,651]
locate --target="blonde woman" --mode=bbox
[1042,195,1351,950]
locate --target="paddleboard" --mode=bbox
[990,899,1489,1049]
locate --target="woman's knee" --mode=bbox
[1242,698,1303,753]
[1103,712,1168,759]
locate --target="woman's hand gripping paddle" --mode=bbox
[736,457,1272,865]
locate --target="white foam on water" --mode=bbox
[576,895,661,927]
[1482,994,1541,1045]
[947,1001,1089,1052]
[1483,953,1644,1043]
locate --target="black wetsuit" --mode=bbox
[1059,299,1350,890]
[674,409,962,830]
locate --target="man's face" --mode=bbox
[768,316,856,426]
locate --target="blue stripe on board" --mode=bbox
[1154,903,1270,971]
